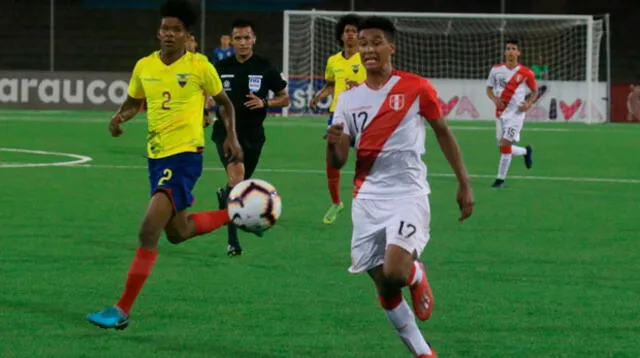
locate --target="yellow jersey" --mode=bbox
[324,51,366,112]
[127,51,223,159]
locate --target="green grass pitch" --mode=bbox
[1,110,639,357]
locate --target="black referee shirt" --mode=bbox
[212,54,287,148]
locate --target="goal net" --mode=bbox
[283,10,607,123]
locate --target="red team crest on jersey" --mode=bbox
[388,94,405,111]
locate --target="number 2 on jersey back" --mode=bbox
[162,91,171,110]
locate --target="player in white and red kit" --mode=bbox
[486,40,538,188]
[327,16,474,358]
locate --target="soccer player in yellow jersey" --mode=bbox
[86,0,243,330]
[310,14,365,224]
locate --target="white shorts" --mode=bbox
[496,114,524,143]
[348,196,431,274]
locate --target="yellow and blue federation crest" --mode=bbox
[176,73,190,88]
[352,64,360,73]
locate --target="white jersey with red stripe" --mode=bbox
[486,63,537,119]
[332,69,442,200]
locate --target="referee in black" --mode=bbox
[212,18,290,256]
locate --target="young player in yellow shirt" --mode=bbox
[310,14,366,224]
[86,0,242,330]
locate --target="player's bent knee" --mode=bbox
[164,220,192,245]
[165,232,186,245]
[381,263,410,289]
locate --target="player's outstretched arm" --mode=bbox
[428,118,474,222]
[326,123,350,169]
[108,96,144,137]
[213,90,243,162]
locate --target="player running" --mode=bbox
[486,40,538,188]
[310,14,366,225]
[327,16,474,358]
[86,0,243,330]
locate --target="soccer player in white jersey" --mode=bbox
[327,16,474,358]
[486,40,538,188]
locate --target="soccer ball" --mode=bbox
[227,179,282,232]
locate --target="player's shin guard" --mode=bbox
[189,209,230,235]
[116,248,158,313]
[379,293,434,357]
[326,161,341,204]
[497,145,513,180]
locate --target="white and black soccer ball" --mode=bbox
[227,179,282,232]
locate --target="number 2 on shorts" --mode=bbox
[157,169,172,185]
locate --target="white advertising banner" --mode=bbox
[430,79,607,122]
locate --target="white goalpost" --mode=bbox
[282,10,608,123]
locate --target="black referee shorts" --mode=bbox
[215,140,263,180]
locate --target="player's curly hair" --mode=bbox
[360,16,396,43]
[335,14,362,46]
[160,0,199,30]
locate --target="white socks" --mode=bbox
[385,299,433,356]
[497,154,512,180]
[512,145,527,156]
[497,145,526,180]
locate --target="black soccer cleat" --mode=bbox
[524,145,533,169]
[491,179,507,188]
[227,244,243,257]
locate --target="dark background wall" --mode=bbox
[1,0,637,82]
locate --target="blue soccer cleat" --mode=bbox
[86,306,129,330]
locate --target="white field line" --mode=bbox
[0,148,93,168]
[67,163,640,184]
[0,115,582,132]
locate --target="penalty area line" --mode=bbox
[73,163,640,184]
[0,148,93,168]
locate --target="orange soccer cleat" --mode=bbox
[409,261,434,321]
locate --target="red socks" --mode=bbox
[326,161,341,204]
[115,210,229,314]
[117,248,158,314]
[189,209,230,235]
[378,292,403,310]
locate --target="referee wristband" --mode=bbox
[262,98,269,108]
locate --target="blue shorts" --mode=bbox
[327,112,334,126]
[148,152,203,212]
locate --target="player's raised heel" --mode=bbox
[524,145,533,169]
[86,306,129,330]
[323,202,344,224]
[409,261,434,321]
